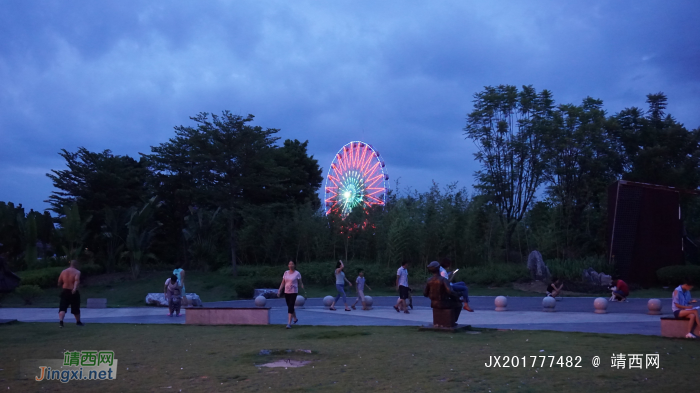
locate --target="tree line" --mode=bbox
[1,86,699,278]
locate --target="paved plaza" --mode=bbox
[0,296,672,336]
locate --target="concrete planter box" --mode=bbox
[185,307,270,325]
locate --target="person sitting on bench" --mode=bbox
[609,278,629,302]
[439,258,473,312]
[672,277,699,339]
[424,261,462,328]
[546,277,564,300]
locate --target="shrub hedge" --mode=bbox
[460,264,530,285]
[656,265,700,286]
[234,281,255,299]
[546,257,612,282]
[17,264,105,288]
[15,285,43,305]
[17,267,64,288]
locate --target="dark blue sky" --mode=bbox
[2,1,699,212]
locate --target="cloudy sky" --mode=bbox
[1,0,699,212]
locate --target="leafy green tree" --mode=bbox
[264,139,323,208]
[58,203,91,261]
[182,207,222,271]
[147,112,323,275]
[385,205,413,268]
[45,147,151,266]
[148,112,281,276]
[613,93,700,189]
[23,214,38,269]
[101,207,129,273]
[464,85,554,261]
[122,197,161,279]
[0,202,25,263]
[544,97,622,257]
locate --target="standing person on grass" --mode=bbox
[351,269,372,310]
[58,260,84,328]
[394,260,410,314]
[330,260,353,311]
[278,260,304,329]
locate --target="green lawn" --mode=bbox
[0,323,697,392]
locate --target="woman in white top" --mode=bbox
[278,260,304,329]
[330,260,353,311]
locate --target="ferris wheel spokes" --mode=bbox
[323,140,388,217]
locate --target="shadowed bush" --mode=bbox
[657,265,700,286]
[15,285,43,305]
[17,267,63,288]
[234,281,255,299]
[546,257,612,282]
[17,264,105,288]
[461,264,530,285]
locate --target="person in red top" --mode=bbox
[610,278,629,302]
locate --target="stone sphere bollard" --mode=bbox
[323,296,334,307]
[254,296,266,307]
[364,295,373,307]
[542,296,556,312]
[495,296,508,311]
[647,298,662,315]
[295,295,306,307]
[594,297,608,314]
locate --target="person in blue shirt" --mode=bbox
[330,260,353,311]
[351,269,372,310]
[439,258,473,312]
[672,277,698,339]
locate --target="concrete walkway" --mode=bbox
[0,296,672,336]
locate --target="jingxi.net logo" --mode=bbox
[21,350,118,383]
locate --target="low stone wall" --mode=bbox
[660,317,700,338]
[185,307,270,325]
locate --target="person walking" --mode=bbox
[278,260,304,329]
[330,260,352,311]
[394,260,410,314]
[58,260,84,327]
[351,269,372,310]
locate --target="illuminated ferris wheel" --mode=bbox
[324,141,389,217]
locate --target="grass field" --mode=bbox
[0,269,675,308]
[0,322,698,392]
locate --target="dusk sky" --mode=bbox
[1,1,699,213]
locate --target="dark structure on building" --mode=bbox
[607,180,698,286]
